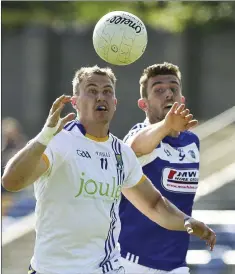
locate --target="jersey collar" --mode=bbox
[75,120,109,142]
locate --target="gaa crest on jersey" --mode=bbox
[162,167,199,193]
[115,154,124,170]
[188,149,196,159]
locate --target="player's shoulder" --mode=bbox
[110,134,135,155]
[123,121,147,143]
[49,120,81,145]
[110,133,128,148]
[129,122,147,131]
[56,121,77,137]
[110,134,138,173]
[46,130,71,151]
[63,120,81,132]
[182,130,200,142]
[63,120,85,137]
[179,130,200,149]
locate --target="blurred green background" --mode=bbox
[2,1,235,32]
[2,2,235,274]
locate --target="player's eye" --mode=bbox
[171,87,178,93]
[103,89,113,95]
[88,88,98,94]
[155,88,164,93]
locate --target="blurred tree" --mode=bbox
[2,1,235,32]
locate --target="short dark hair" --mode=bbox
[72,65,117,95]
[139,62,182,98]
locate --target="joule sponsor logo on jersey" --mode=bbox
[162,168,199,193]
[75,172,122,201]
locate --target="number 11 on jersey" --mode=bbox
[100,158,108,170]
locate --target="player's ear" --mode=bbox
[138,98,148,112]
[181,96,185,104]
[71,96,77,110]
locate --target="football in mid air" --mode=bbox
[93,11,148,66]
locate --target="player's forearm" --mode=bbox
[130,120,170,156]
[2,139,47,191]
[152,196,189,231]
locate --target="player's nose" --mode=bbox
[165,88,174,100]
[97,91,106,101]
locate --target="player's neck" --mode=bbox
[80,120,109,138]
[168,130,180,138]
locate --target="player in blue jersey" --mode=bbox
[119,62,206,273]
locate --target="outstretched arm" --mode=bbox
[122,177,216,251]
[2,95,75,192]
[128,103,198,156]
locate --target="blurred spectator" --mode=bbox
[1,117,35,231]
[2,117,28,172]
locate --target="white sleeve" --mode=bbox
[123,123,158,167]
[42,130,71,178]
[123,123,146,144]
[122,144,146,188]
[137,150,158,167]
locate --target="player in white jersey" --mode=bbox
[2,65,216,274]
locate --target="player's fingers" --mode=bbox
[49,95,65,114]
[180,109,190,118]
[206,237,215,251]
[62,97,72,105]
[186,226,194,234]
[49,95,71,115]
[184,114,193,121]
[200,228,210,240]
[209,233,217,251]
[184,220,194,234]
[185,120,198,130]
[175,104,185,115]
[51,104,65,120]
[207,240,214,251]
[200,227,216,251]
[169,102,179,114]
[54,113,76,134]
[205,229,216,250]
[61,113,76,125]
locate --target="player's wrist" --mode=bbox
[184,216,191,223]
[184,216,193,228]
[35,120,62,146]
[161,119,172,135]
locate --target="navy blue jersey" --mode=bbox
[119,121,200,271]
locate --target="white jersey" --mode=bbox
[31,120,145,274]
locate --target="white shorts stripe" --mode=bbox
[125,252,140,264]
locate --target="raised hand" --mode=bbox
[45,95,76,134]
[164,102,198,133]
[184,218,216,251]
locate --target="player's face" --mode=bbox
[74,74,117,125]
[139,74,184,123]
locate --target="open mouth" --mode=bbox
[164,103,173,110]
[96,105,108,112]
